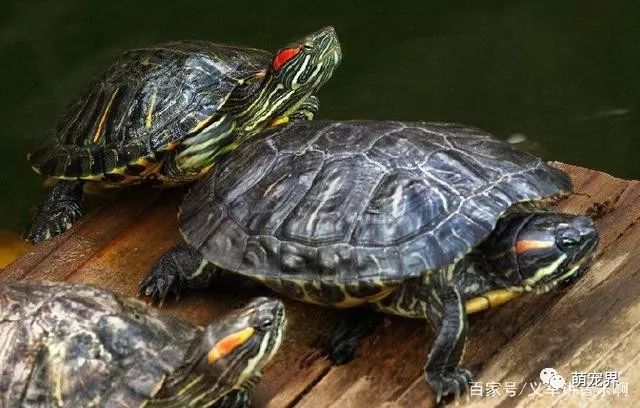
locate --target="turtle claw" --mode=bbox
[25,180,84,244]
[24,206,81,244]
[139,241,215,306]
[138,268,182,306]
[428,368,473,404]
[325,309,382,365]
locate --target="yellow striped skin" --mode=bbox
[28,27,341,188]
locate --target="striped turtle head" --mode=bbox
[483,213,598,294]
[198,297,286,389]
[240,27,341,133]
[270,26,341,84]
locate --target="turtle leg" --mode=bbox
[139,240,219,304]
[213,388,251,408]
[423,285,472,404]
[288,95,319,122]
[24,179,84,244]
[267,96,318,128]
[290,95,319,121]
[324,308,383,365]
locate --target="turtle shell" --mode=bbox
[28,41,270,181]
[180,120,571,289]
[0,281,199,406]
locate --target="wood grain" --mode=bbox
[2,163,638,407]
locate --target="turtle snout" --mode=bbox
[574,215,599,254]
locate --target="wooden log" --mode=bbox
[2,163,638,407]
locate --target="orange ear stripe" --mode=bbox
[515,240,554,253]
[207,327,255,365]
[273,47,301,71]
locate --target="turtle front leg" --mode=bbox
[325,308,383,365]
[213,388,251,408]
[424,285,472,403]
[270,95,320,127]
[290,95,319,122]
[24,179,84,244]
[139,240,219,304]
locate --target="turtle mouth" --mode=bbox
[523,252,596,295]
[556,235,599,288]
[264,311,287,365]
[318,45,342,68]
[258,299,287,368]
[520,228,598,295]
[558,251,596,287]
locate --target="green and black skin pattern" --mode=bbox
[140,120,599,402]
[0,281,285,407]
[24,26,341,244]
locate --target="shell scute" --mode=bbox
[0,282,199,406]
[317,244,355,282]
[180,120,572,287]
[280,242,319,278]
[29,42,270,179]
[353,172,455,246]
[353,246,403,282]
[242,236,281,275]
[281,155,384,245]
[228,150,324,234]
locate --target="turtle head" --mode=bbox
[270,26,341,88]
[198,297,286,388]
[485,213,598,294]
[241,27,341,133]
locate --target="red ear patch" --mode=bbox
[272,47,301,71]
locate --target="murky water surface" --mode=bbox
[1,1,638,233]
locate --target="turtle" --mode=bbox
[138,120,599,401]
[0,281,285,407]
[24,26,342,244]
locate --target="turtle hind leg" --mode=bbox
[23,179,84,244]
[139,240,219,305]
[324,308,383,365]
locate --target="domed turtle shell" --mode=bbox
[180,120,571,290]
[28,41,270,181]
[0,281,199,406]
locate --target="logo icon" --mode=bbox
[540,368,566,390]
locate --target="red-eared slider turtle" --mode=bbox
[24,27,341,244]
[0,281,285,407]
[139,120,599,401]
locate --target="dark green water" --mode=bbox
[1,0,639,233]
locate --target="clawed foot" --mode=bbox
[138,263,183,306]
[327,332,359,365]
[24,180,84,244]
[24,201,82,244]
[138,241,212,306]
[325,309,382,365]
[427,367,473,404]
[138,250,184,306]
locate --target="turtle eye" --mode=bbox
[557,227,580,250]
[272,47,301,71]
[258,317,273,331]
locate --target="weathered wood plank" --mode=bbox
[2,188,161,281]
[370,164,640,407]
[2,163,638,407]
